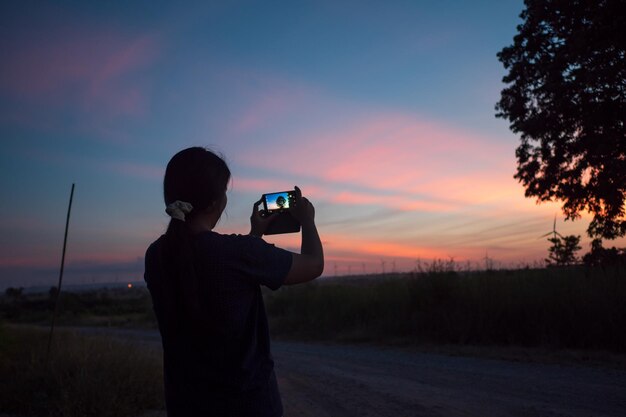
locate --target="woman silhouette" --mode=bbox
[144,147,324,416]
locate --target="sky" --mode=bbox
[1,1,622,289]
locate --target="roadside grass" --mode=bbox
[0,287,157,328]
[265,266,626,352]
[0,323,163,417]
[2,266,625,354]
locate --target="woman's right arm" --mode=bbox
[284,187,324,285]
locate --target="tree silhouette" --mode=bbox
[546,234,581,266]
[582,238,626,267]
[496,0,626,240]
[4,287,24,299]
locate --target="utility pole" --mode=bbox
[47,183,75,363]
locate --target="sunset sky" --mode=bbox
[1,1,622,288]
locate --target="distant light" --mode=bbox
[127,283,133,289]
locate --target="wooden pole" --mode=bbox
[46,183,75,361]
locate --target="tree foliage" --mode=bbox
[4,287,23,299]
[496,0,626,240]
[582,238,626,267]
[546,234,581,266]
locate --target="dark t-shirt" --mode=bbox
[144,231,292,417]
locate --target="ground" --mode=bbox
[73,327,626,417]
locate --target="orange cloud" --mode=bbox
[236,112,513,209]
[217,98,626,269]
[332,190,455,212]
[354,241,443,260]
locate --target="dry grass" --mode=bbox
[0,324,164,417]
[266,266,626,352]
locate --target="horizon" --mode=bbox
[1,263,562,293]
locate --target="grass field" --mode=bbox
[265,266,626,352]
[0,286,157,328]
[2,265,625,352]
[0,324,163,417]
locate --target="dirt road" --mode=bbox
[73,328,626,416]
[274,341,626,417]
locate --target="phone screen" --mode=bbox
[263,190,295,212]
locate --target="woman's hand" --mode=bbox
[283,186,324,285]
[249,199,274,237]
[290,186,315,226]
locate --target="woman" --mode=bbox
[144,147,324,416]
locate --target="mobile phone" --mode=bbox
[262,190,296,213]
[261,190,300,234]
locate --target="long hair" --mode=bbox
[158,147,231,336]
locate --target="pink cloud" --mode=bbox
[231,94,293,135]
[66,252,143,265]
[332,190,455,212]
[207,79,612,267]
[236,112,514,212]
[0,256,57,268]
[1,27,161,131]
[0,252,141,269]
[93,36,159,85]
[224,99,610,268]
[310,232,449,274]
[209,67,335,140]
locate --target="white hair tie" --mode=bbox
[165,200,194,222]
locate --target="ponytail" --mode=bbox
[158,147,231,336]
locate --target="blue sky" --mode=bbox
[2,1,619,289]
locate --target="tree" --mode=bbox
[582,238,626,267]
[546,234,581,266]
[4,287,24,299]
[496,0,626,240]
